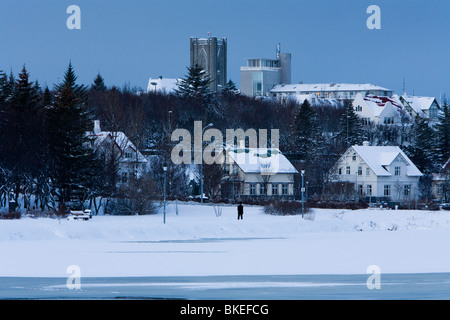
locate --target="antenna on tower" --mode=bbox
[402,77,406,96]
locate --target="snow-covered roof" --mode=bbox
[361,94,405,117]
[147,77,180,94]
[225,147,298,175]
[351,145,422,177]
[88,121,147,163]
[270,83,392,93]
[286,94,342,108]
[401,95,439,113]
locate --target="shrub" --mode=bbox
[264,201,309,216]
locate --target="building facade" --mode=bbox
[270,83,393,104]
[190,36,227,92]
[240,44,291,97]
[328,143,423,203]
[220,147,298,199]
[399,95,441,122]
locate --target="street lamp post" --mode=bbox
[163,164,167,224]
[301,170,305,217]
[201,123,213,205]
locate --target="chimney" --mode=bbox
[93,120,101,134]
[362,141,370,146]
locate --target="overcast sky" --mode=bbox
[0,0,449,100]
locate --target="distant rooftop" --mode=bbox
[271,83,392,93]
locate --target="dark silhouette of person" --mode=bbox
[237,202,244,220]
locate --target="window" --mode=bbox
[366,167,371,176]
[346,166,351,175]
[367,185,372,196]
[358,184,364,196]
[355,105,362,112]
[357,167,362,176]
[121,172,128,183]
[272,184,278,195]
[404,184,411,196]
[252,72,263,96]
[395,166,401,176]
[383,117,395,125]
[281,184,288,195]
[338,168,342,175]
[361,118,370,126]
[259,184,266,196]
[125,152,133,159]
[352,155,357,161]
[249,184,256,195]
[384,185,391,196]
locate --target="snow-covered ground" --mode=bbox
[0,202,449,277]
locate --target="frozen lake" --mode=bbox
[1,273,449,300]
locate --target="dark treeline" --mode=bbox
[0,63,449,216]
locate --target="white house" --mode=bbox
[329,143,423,202]
[270,83,393,104]
[87,120,148,186]
[220,147,298,199]
[399,95,441,122]
[352,93,412,126]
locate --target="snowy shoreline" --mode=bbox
[1,204,449,277]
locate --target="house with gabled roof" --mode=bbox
[220,146,298,199]
[352,93,412,126]
[329,142,423,202]
[87,120,148,186]
[399,95,441,122]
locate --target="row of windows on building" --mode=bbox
[248,183,292,196]
[357,184,413,197]
[357,114,396,126]
[339,166,403,176]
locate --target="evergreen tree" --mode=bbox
[436,102,450,166]
[0,66,43,207]
[175,64,212,124]
[91,73,107,91]
[338,102,365,148]
[222,79,238,95]
[0,71,15,105]
[291,99,320,162]
[42,86,53,107]
[175,64,211,100]
[404,116,437,174]
[46,63,95,211]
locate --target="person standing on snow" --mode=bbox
[237,202,244,220]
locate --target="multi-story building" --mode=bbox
[190,35,227,92]
[240,44,291,97]
[328,143,423,203]
[270,83,393,105]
